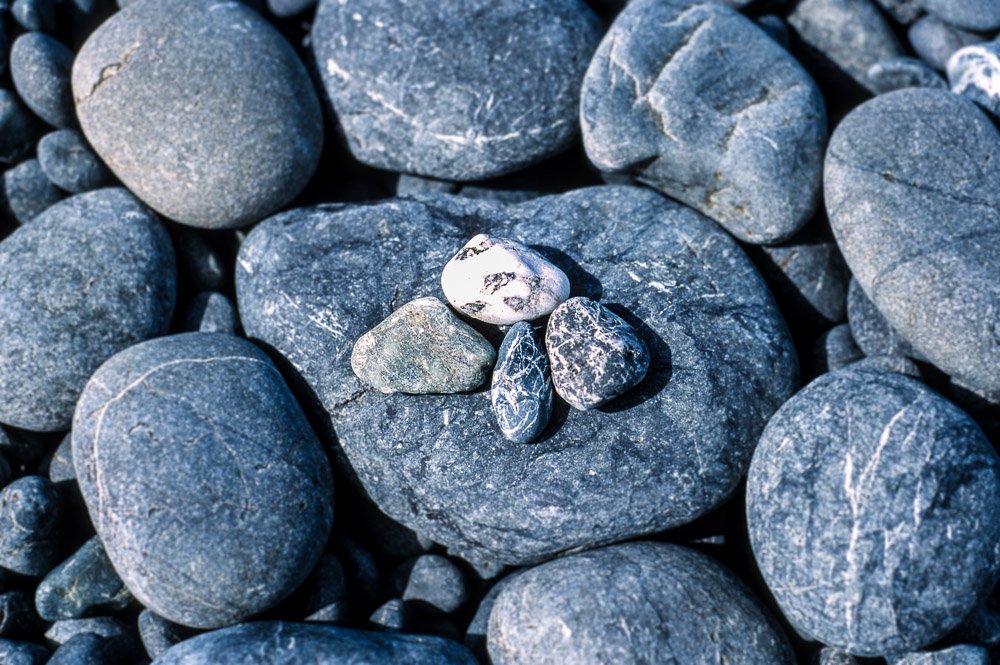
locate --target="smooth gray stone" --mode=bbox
[138,610,187,661]
[908,15,988,71]
[825,89,1000,392]
[788,0,906,93]
[266,0,313,16]
[846,278,920,360]
[491,321,552,443]
[0,639,48,665]
[756,14,790,48]
[746,365,1000,656]
[850,354,921,378]
[0,476,60,577]
[487,542,795,665]
[0,591,41,638]
[73,0,323,229]
[396,175,458,197]
[152,622,478,664]
[948,41,1000,118]
[236,186,798,567]
[11,0,55,32]
[46,633,117,665]
[581,0,826,244]
[546,297,650,411]
[867,56,947,93]
[912,0,1000,31]
[815,647,859,665]
[368,599,409,633]
[181,291,238,335]
[810,323,864,375]
[0,90,40,166]
[1,159,63,225]
[310,0,602,181]
[9,32,75,129]
[464,569,525,662]
[872,0,922,24]
[47,433,74,483]
[44,617,136,655]
[896,645,991,665]
[35,536,131,622]
[0,188,176,431]
[37,130,112,194]
[72,333,335,629]
[402,554,467,614]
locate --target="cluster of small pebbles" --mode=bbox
[0,0,998,663]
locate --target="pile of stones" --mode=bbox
[0,0,998,663]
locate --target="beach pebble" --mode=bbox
[948,42,1000,118]
[816,648,859,665]
[867,56,947,93]
[310,0,601,181]
[908,15,988,71]
[895,645,992,665]
[1,159,63,225]
[756,15,790,48]
[0,476,60,577]
[872,0,922,24]
[47,434,74,484]
[847,278,920,360]
[36,130,112,194]
[181,291,238,335]
[266,0,314,17]
[11,0,54,33]
[441,234,570,324]
[137,610,187,661]
[43,616,138,658]
[851,354,921,378]
[369,599,409,633]
[0,639,48,665]
[299,552,349,623]
[581,0,827,244]
[809,324,863,375]
[72,0,323,228]
[10,32,75,129]
[0,91,40,166]
[35,536,131,622]
[46,634,117,665]
[747,365,1000,656]
[402,554,467,614]
[911,0,1000,31]
[491,321,552,443]
[72,333,335,628]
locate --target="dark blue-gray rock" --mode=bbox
[850,354,921,378]
[746,365,1000,656]
[491,321,552,443]
[0,91,40,166]
[872,0,922,24]
[48,433,74,483]
[310,0,601,181]
[756,14,790,48]
[0,188,176,431]
[44,616,141,661]
[815,647,859,665]
[72,0,323,229]
[0,476,60,576]
[266,0,313,17]
[581,0,826,244]
[0,591,41,638]
[868,57,947,93]
[1,159,63,225]
[35,536,131,621]
[948,42,1000,118]
[464,569,525,662]
[788,0,906,93]
[46,634,117,665]
[11,0,54,32]
[368,599,409,633]
[810,323,863,375]
[0,639,48,665]
[396,175,459,197]
[299,552,349,623]
[72,333,335,629]
[546,297,650,411]
[182,291,238,335]
[138,611,188,661]
[908,15,988,71]
[402,554,467,614]
[911,0,1000,31]
[487,541,795,665]
[235,186,798,567]
[825,88,1000,392]
[37,130,112,195]
[846,278,921,360]
[152,622,478,664]
[10,33,75,129]
[895,645,992,665]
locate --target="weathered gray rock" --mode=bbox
[46,633,117,665]
[825,88,1000,392]
[351,297,496,395]
[868,56,947,93]
[10,32,75,129]
[582,0,826,244]
[850,354,921,378]
[236,186,797,567]
[491,321,552,443]
[44,616,140,659]
[846,278,920,360]
[368,599,409,633]
[911,0,1000,31]
[810,323,863,375]
[310,0,601,181]
[402,554,467,614]
[11,0,54,32]
[908,15,988,71]
[47,433,74,483]
[181,291,238,335]
[0,591,41,638]
[896,645,992,665]
[0,476,60,576]
[0,188,176,431]
[872,0,922,24]
[72,0,323,228]
[948,41,1000,118]
[0,639,48,665]
[487,541,795,665]
[747,365,1000,656]
[72,333,335,628]
[35,536,131,621]
[0,91,39,166]
[138,610,188,661]
[153,622,478,664]
[37,130,112,194]
[1,159,63,225]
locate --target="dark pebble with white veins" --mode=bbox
[491,321,552,443]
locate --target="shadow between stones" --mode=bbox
[598,303,672,414]
[529,246,603,301]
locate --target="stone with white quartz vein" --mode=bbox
[948,42,1000,118]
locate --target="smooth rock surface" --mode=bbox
[369,599,409,633]
[37,130,111,194]
[582,0,826,244]
[809,323,863,375]
[35,536,131,621]
[47,433,74,483]
[747,365,1000,656]
[310,0,602,181]
[0,91,39,166]
[1,159,63,225]
[181,291,238,335]
[0,188,176,431]
[138,611,187,661]
[825,88,1000,391]
[846,278,920,360]
[0,476,60,577]
[402,554,467,614]
[948,42,1000,117]
[872,0,922,24]
[911,0,1000,31]
[72,333,335,628]
[896,645,992,665]
[72,0,323,228]
[908,16,987,71]
[11,0,54,32]
[10,32,75,128]
[46,634,117,665]
[491,321,552,443]
[236,186,798,566]
[868,57,947,93]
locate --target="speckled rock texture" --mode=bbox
[10,32,75,129]
[72,0,323,229]
[487,541,795,665]
[825,88,1000,392]
[746,365,1000,656]
[872,0,922,24]
[36,130,112,195]
[912,0,1000,31]
[846,278,920,360]
[1,159,63,225]
[908,16,988,71]
[868,57,947,93]
[0,639,48,665]
[948,42,1000,118]
[181,291,239,335]
[369,599,409,632]
[809,323,863,375]
[310,0,601,181]
[0,188,176,432]
[491,321,552,443]
[35,536,131,621]
[402,554,467,614]
[138,611,186,660]
[152,622,479,664]
[0,476,60,577]
[895,645,991,665]
[581,0,826,244]
[236,186,798,567]
[72,333,335,629]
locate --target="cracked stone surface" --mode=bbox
[71,333,334,629]
[310,0,602,181]
[491,321,552,443]
[825,88,1000,393]
[10,32,75,129]
[747,365,1000,657]
[581,0,826,244]
[486,542,796,665]
[948,42,1000,119]
[0,188,176,432]
[235,185,798,566]
[72,0,323,229]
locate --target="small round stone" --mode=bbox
[809,323,863,375]
[441,234,570,324]
[296,552,348,623]
[10,32,75,129]
[182,291,239,334]
[908,15,988,71]
[369,599,410,633]
[37,130,112,194]
[911,0,1000,31]
[846,278,920,360]
[11,0,55,32]
[46,634,117,665]
[491,321,552,444]
[0,91,40,166]
[402,554,467,614]
[1,159,63,225]
[43,617,137,654]
[35,536,131,622]
[948,42,1000,118]
[0,476,61,577]
[47,433,74,483]
[867,56,947,94]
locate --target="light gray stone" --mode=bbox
[908,15,988,71]
[911,0,1000,31]
[948,41,1000,118]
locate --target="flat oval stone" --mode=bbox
[351,297,496,395]
[37,130,112,194]
[0,188,176,431]
[747,365,1000,656]
[72,0,323,228]
[310,0,601,181]
[1,159,63,225]
[912,0,1000,31]
[948,42,1000,118]
[236,186,798,566]
[10,32,74,129]
[867,57,947,94]
[152,622,478,664]
[908,16,987,71]
[581,0,827,244]
[35,536,131,622]
[487,542,795,665]
[441,234,569,324]
[72,333,335,628]
[824,88,1000,392]
[491,322,552,443]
